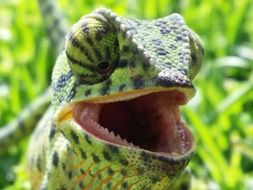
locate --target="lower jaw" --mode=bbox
[72,90,194,157]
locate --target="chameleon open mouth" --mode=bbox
[72,90,194,156]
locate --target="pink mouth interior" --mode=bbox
[72,91,193,156]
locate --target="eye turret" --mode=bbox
[65,15,119,84]
[189,32,204,80]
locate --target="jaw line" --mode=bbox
[58,119,195,161]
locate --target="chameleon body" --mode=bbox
[0,2,204,190]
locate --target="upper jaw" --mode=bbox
[54,88,195,159]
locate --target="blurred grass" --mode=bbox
[0,0,253,189]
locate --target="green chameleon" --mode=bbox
[0,0,204,189]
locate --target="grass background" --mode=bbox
[0,0,253,189]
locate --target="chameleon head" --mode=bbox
[52,8,204,188]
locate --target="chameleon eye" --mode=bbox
[65,15,119,84]
[97,61,111,73]
[188,34,204,80]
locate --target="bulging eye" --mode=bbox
[97,61,111,73]
[65,14,119,84]
[189,33,204,80]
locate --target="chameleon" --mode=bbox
[0,0,204,189]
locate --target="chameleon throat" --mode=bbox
[72,90,193,157]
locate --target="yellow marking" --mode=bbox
[75,163,95,185]
[95,168,123,189]
[156,177,171,190]
[112,176,126,190]
[126,178,146,190]
[96,175,114,189]
[72,160,86,170]
[54,105,73,123]
[83,165,111,190]
[123,174,149,190]
[75,86,194,104]
[102,170,146,190]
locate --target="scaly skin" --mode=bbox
[27,8,203,189]
[1,5,204,190]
